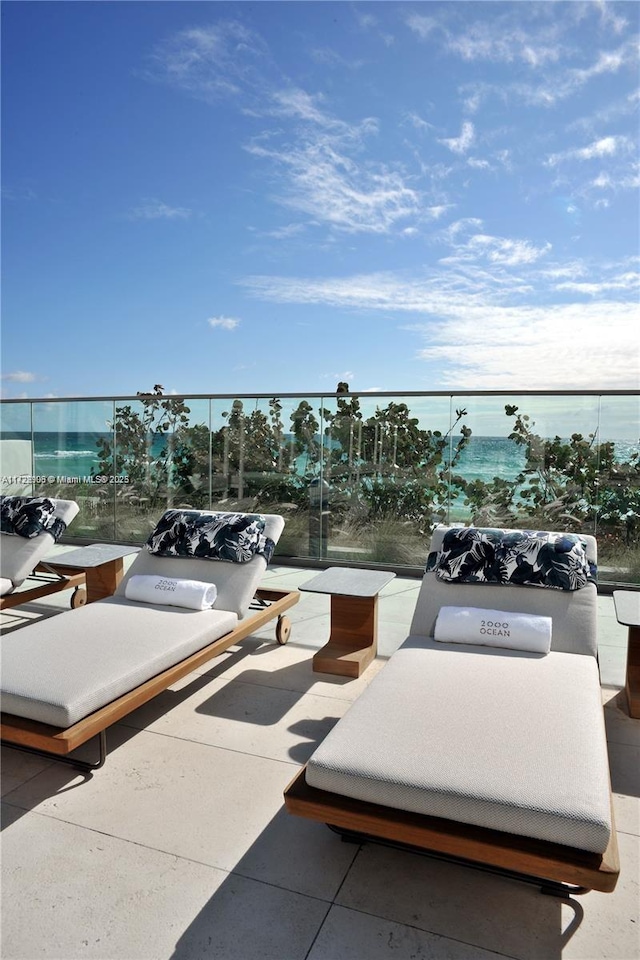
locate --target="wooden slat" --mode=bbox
[1,588,300,755]
[283,766,620,894]
[0,572,86,611]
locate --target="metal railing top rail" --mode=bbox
[1,389,638,404]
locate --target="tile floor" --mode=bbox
[1,560,639,960]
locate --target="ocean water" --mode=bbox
[2,431,636,485]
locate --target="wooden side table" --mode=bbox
[41,543,141,606]
[613,590,640,720]
[300,567,396,678]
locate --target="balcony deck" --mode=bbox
[1,558,638,960]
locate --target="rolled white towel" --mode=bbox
[125,575,217,611]
[434,606,552,654]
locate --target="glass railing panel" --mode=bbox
[0,401,33,495]
[100,395,212,541]
[449,393,604,534]
[1,392,637,585]
[594,394,640,585]
[29,399,116,540]
[316,394,456,565]
[208,396,317,557]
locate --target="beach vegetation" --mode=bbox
[79,385,639,581]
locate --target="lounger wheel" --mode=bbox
[71,586,87,609]
[276,615,291,645]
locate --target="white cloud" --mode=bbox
[445,22,563,68]
[405,14,438,41]
[240,243,638,390]
[265,223,307,240]
[1,371,37,382]
[406,111,434,133]
[467,157,491,169]
[414,300,639,389]
[438,121,475,155]
[246,127,421,235]
[545,134,631,166]
[146,21,266,103]
[207,316,240,331]
[128,199,192,221]
[438,220,552,267]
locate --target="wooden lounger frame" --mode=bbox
[0,566,86,611]
[284,765,620,895]
[1,587,299,768]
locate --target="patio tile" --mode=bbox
[335,839,638,960]
[307,904,506,960]
[3,731,351,900]
[1,746,54,796]
[598,644,627,688]
[0,804,327,960]
[193,637,387,700]
[120,674,351,765]
[603,689,640,747]
[561,832,640,960]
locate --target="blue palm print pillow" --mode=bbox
[146,510,275,564]
[0,496,67,542]
[426,527,596,591]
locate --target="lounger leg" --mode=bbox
[324,824,592,897]
[2,730,107,774]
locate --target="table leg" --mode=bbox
[626,625,640,720]
[313,594,378,679]
[84,558,125,603]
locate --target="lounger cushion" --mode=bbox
[146,510,275,564]
[429,527,595,591]
[306,635,612,854]
[0,499,79,587]
[411,527,598,657]
[0,598,238,727]
[115,513,285,618]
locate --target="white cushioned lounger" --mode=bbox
[1,512,299,768]
[285,526,619,894]
[1,600,238,728]
[0,498,84,608]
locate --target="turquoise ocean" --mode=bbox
[5,432,636,485]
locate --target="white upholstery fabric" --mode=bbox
[115,513,285,619]
[306,635,612,854]
[0,577,15,596]
[1,510,286,729]
[434,606,552,654]
[412,526,598,657]
[0,498,79,587]
[125,575,217,610]
[1,598,238,727]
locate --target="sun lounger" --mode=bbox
[0,496,85,610]
[1,510,299,770]
[284,525,620,895]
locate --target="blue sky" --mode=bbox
[1,0,639,399]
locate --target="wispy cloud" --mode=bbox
[413,300,638,389]
[545,134,632,166]
[207,315,241,331]
[438,121,475,155]
[405,13,439,41]
[444,20,564,68]
[145,21,267,103]
[127,198,192,221]
[1,371,37,382]
[245,120,422,235]
[1,185,37,201]
[240,236,638,390]
[439,219,552,267]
